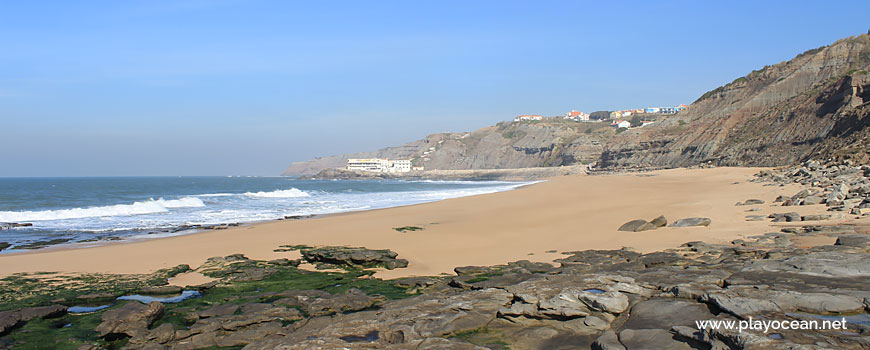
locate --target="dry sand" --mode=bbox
[0,167,838,280]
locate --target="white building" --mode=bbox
[387,159,412,173]
[612,120,631,129]
[564,110,590,121]
[346,159,412,173]
[514,115,543,121]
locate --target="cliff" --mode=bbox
[284,33,870,175]
[282,119,613,175]
[299,165,588,181]
[599,34,870,169]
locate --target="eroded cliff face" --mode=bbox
[282,120,612,175]
[284,33,870,175]
[599,34,870,169]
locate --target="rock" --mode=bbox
[535,290,593,318]
[95,301,164,338]
[300,246,409,270]
[744,250,870,277]
[801,214,832,221]
[621,299,714,330]
[578,290,629,314]
[670,217,711,227]
[792,189,815,199]
[619,329,694,350]
[0,242,10,251]
[139,285,183,295]
[299,288,384,317]
[13,238,72,250]
[774,195,787,202]
[0,305,67,334]
[704,293,781,318]
[0,222,32,230]
[745,215,766,221]
[736,199,765,206]
[649,215,667,228]
[639,252,687,268]
[834,234,870,247]
[140,322,177,344]
[592,330,625,350]
[769,212,801,222]
[196,303,240,319]
[453,266,490,276]
[617,219,655,232]
[770,291,865,314]
[801,196,824,205]
[582,315,610,330]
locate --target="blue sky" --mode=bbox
[1,1,868,176]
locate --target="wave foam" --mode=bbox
[243,188,310,198]
[0,197,205,222]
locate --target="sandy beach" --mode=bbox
[0,167,840,281]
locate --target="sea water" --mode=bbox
[0,177,531,251]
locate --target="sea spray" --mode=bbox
[0,197,205,222]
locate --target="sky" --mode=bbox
[1,1,869,176]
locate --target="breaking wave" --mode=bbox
[0,197,205,222]
[243,188,310,198]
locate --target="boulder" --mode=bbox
[649,215,667,228]
[0,242,10,251]
[617,219,655,232]
[769,212,800,222]
[578,290,629,314]
[834,235,870,247]
[300,247,409,270]
[801,214,832,221]
[0,305,67,334]
[670,218,711,227]
[801,196,824,205]
[535,290,593,318]
[95,301,164,338]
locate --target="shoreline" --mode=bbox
[0,178,536,255]
[0,167,849,280]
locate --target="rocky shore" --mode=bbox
[1,224,868,349]
[1,165,868,349]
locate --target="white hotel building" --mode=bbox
[347,159,412,173]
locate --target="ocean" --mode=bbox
[0,177,531,251]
